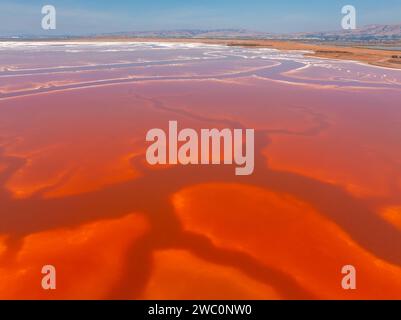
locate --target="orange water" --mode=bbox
[0,42,401,299]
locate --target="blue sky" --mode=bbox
[1,0,400,35]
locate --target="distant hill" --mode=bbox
[94,29,275,40]
[92,24,401,42]
[3,24,401,42]
[293,24,401,41]
[354,24,401,37]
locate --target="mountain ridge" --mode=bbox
[3,23,401,41]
